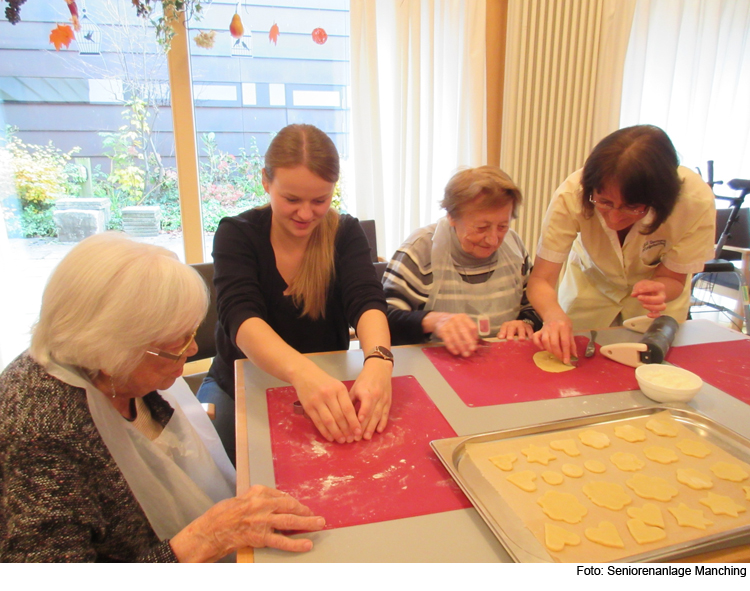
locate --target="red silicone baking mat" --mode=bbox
[668,339,750,405]
[266,375,471,530]
[422,337,639,407]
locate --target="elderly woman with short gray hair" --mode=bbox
[0,232,323,562]
[383,165,542,357]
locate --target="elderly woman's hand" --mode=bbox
[170,485,325,562]
[426,312,480,357]
[497,320,534,340]
[532,313,578,365]
[350,358,392,441]
[631,280,668,318]
[292,363,362,444]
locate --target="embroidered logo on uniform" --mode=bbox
[642,239,666,253]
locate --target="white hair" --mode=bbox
[30,232,208,378]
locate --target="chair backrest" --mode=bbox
[187,262,217,363]
[716,207,750,257]
[359,219,379,263]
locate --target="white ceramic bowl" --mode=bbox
[635,364,703,403]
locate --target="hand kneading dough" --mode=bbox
[533,351,575,373]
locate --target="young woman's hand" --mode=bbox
[292,364,362,443]
[631,279,668,317]
[350,358,392,440]
[532,313,578,365]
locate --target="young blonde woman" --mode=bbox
[199,124,392,458]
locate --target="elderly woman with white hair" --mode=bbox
[0,232,324,562]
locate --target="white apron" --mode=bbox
[426,217,524,336]
[44,360,236,543]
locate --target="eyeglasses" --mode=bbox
[146,329,198,362]
[589,195,648,216]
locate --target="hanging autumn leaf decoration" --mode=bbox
[311,27,327,45]
[193,30,216,49]
[65,0,80,31]
[230,12,244,39]
[50,23,75,50]
[269,22,279,45]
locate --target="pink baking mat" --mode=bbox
[266,375,471,530]
[667,339,750,406]
[423,337,639,407]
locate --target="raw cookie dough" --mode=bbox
[676,468,713,490]
[645,417,679,437]
[668,503,714,529]
[533,350,576,373]
[507,470,538,492]
[584,460,607,474]
[521,444,557,465]
[699,492,747,517]
[610,452,645,472]
[489,453,517,471]
[578,430,611,449]
[744,486,750,501]
[627,518,667,544]
[585,521,625,549]
[626,474,679,501]
[537,490,588,523]
[582,481,632,510]
[542,471,564,485]
[644,446,679,464]
[545,523,581,552]
[676,439,712,459]
[710,461,750,483]
[562,464,584,478]
[614,424,647,443]
[550,439,581,457]
[627,503,665,528]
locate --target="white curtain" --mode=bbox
[349,0,487,260]
[621,0,750,181]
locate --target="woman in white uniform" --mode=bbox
[527,125,715,364]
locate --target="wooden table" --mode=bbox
[235,320,750,563]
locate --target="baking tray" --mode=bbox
[431,405,750,563]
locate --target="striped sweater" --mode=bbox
[383,223,542,345]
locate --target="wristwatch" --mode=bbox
[363,345,394,365]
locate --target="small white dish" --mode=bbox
[635,364,703,403]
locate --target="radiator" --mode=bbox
[500,0,607,258]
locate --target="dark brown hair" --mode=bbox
[581,125,682,234]
[264,124,340,319]
[441,166,523,220]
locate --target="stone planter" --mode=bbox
[122,206,161,237]
[53,197,111,242]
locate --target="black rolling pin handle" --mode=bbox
[639,316,679,364]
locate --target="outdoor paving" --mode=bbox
[1,233,197,369]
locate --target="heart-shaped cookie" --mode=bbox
[627,503,664,528]
[507,470,537,492]
[584,521,624,548]
[544,523,581,552]
[627,518,666,544]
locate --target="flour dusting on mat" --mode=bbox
[559,388,584,398]
[320,474,354,495]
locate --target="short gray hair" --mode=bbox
[31,232,208,378]
[441,165,523,220]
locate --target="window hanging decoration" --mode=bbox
[269,21,279,45]
[49,23,75,50]
[4,0,204,52]
[77,3,102,55]
[311,27,327,45]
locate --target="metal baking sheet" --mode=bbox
[431,405,750,563]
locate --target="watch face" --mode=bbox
[368,346,393,361]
